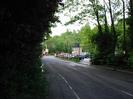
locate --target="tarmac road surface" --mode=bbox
[42,56,133,99]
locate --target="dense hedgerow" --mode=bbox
[0,0,60,98]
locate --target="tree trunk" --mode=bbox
[121,0,127,55]
[108,0,117,54]
[103,4,109,33]
[130,0,133,16]
[95,10,102,33]
[128,0,133,50]
[91,0,102,34]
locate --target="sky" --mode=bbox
[51,22,82,36]
[51,13,83,36]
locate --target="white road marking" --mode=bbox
[95,75,133,97]
[120,90,133,97]
[58,73,81,99]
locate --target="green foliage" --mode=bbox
[0,0,60,99]
[91,31,114,64]
[45,0,133,69]
[44,31,80,53]
[63,57,80,62]
[128,51,133,67]
[69,57,80,62]
[127,0,133,68]
[93,32,114,55]
[79,25,97,55]
[128,16,133,48]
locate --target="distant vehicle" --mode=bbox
[54,53,57,57]
[84,54,90,58]
[73,55,85,60]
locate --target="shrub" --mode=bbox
[128,51,133,68]
[0,0,60,98]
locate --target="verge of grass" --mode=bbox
[58,57,80,63]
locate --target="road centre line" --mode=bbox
[58,73,81,99]
[120,90,133,97]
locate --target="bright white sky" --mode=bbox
[51,23,82,36]
[51,25,81,36]
[51,13,83,36]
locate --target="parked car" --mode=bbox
[74,55,85,60]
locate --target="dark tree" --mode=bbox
[0,0,60,99]
[128,0,133,49]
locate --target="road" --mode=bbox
[42,56,133,99]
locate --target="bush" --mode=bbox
[91,54,106,65]
[128,51,133,68]
[0,0,59,99]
